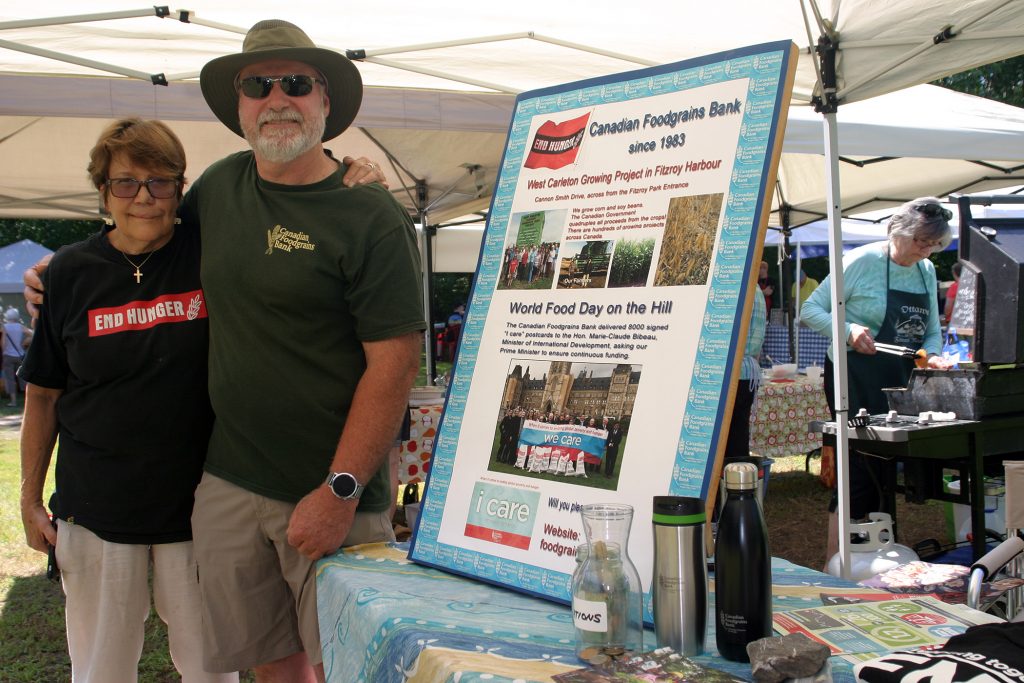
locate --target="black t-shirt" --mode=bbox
[20,225,211,544]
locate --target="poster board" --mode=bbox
[410,41,797,616]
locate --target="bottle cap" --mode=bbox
[724,462,758,490]
[652,496,705,525]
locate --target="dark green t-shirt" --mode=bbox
[181,151,425,508]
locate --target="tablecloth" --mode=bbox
[750,375,829,459]
[762,324,830,371]
[317,542,886,683]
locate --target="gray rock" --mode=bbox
[747,633,831,683]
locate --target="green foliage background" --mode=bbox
[0,219,100,252]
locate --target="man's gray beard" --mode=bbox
[244,111,326,163]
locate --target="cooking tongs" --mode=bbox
[874,342,928,367]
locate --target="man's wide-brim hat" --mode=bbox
[200,19,362,142]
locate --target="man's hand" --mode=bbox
[286,485,356,560]
[848,324,876,354]
[341,156,389,188]
[23,253,51,318]
[22,501,56,555]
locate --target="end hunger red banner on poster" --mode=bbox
[524,113,591,170]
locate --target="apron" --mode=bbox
[846,247,931,415]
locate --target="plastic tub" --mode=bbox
[946,478,1005,542]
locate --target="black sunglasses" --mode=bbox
[912,203,953,221]
[106,177,180,199]
[237,74,322,99]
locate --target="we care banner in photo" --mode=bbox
[410,41,797,615]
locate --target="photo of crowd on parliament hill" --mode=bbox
[488,359,639,491]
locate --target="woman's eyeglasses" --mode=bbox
[912,203,953,221]
[913,236,943,249]
[106,177,180,199]
[237,74,322,99]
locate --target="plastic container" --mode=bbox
[825,513,918,581]
[947,478,1005,542]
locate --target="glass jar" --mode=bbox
[571,503,643,661]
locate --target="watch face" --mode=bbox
[331,473,359,498]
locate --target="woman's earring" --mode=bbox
[174,217,182,225]
[103,216,114,226]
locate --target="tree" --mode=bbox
[933,55,1023,107]
[0,218,100,251]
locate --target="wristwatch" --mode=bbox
[325,472,364,500]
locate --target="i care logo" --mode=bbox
[464,482,540,550]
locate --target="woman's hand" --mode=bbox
[21,502,55,554]
[341,156,388,188]
[926,354,954,370]
[848,324,876,354]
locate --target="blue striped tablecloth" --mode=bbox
[762,324,831,370]
[317,542,886,683]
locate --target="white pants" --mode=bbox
[56,521,238,683]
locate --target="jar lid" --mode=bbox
[724,462,758,490]
[652,496,705,524]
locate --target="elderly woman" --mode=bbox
[802,197,954,562]
[18,119,235,682]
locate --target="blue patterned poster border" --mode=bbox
[410,41,797,617]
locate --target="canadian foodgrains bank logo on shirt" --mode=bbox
[266,225,317,255]
[89,291,207,337]
[463,482,540,550]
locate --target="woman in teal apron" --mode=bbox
[801,197,955,564]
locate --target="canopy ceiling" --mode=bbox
[1,1,1023,238]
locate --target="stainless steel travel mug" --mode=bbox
[652,496,707,656]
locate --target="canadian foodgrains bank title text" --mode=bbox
[591,98,743,156]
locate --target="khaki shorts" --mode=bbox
[191,472,394,672]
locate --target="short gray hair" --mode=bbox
[887,197,953,249]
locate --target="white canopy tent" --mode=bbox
[1,2,1023,228]
[0,238,53,293]
[2,0,1023,578]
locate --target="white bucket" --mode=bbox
[947,479,1005,542]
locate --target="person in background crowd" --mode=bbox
[19,118,237,683]
[757,260,777,310]
[444,303,465,361]
[791,268,818,309]
[943,261,962,324]
[723,286,767,462]
[1,308,31,406]
[802,197,954,566]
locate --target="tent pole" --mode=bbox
[815,31,852,580]
[417,180,436,385]
[795,243,802,364]
[823,111,852,581]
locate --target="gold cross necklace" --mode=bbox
[119,249,158,284]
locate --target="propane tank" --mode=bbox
[826,512,918,580]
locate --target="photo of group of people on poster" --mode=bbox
[488,359,638,490]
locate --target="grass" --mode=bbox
[0,404,953,681]
[764,453,951,571]
[0,403,256,682]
